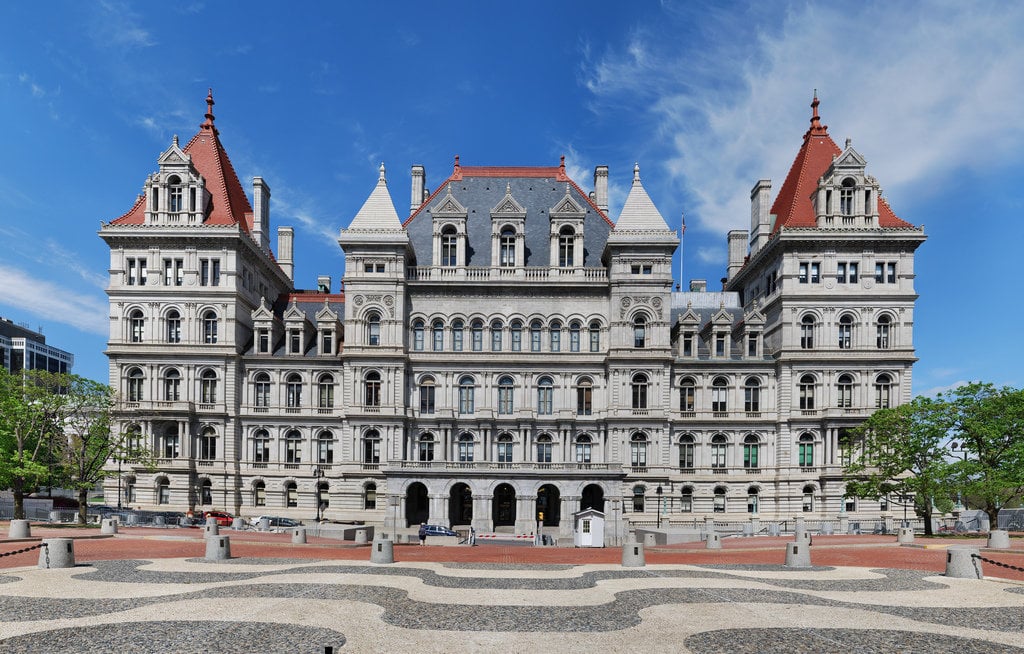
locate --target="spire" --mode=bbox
[378,162,386,181]
[615,161,674,232]
[805,90,827,139]
[559,155,566,177]
[633,162,641,182]
[201,88,218,135]
[346,162,404,231]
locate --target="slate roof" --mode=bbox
[247,293,345,356]
[110,91,254,230]
[403,158,613,267]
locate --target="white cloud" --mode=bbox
[0,265,108,336]
[583,3,1024,236]
[94,1,156,48]
[915,380,971,399]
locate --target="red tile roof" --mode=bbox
[771,95,912,232]
[111,90,253,231]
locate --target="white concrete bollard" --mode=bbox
[205,535,231,561]
[795,530,812,546]
[257,517,270,531]
[622,542,646,567]
[706,532,722,550]
[205,516,217,526]
[8,519,31,539]
[154,515,165,526]
[370,536,394,564]
[784,541,811,568]
[987,530,1011,549]
[820,522,834,536]
[945,546,982,579]
[38,538,75,569]
[204,523,219,538]
[643,532,657,546]
[231,517,246,530]
[291,527,307,544]
[768,523,781,537]
[355,529,368,544]
[897,527,914,544]
[100,518,118,535]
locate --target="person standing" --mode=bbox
[418,523,427,546]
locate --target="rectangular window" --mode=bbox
[163,259,173,286]
[576,386,592,415]
[747,334,758,357]
[200,259,209,286]
[511,328,521,352]
[258,329,270,353]
[715,334,726,357]
[420,385,435,414]
[211,259,220,286]
[810,262,820,283]
[679,443,694,469]
[290,331,301,354]
[887,262,896,284]
[849,262,858,283]
[836,262,846,284]
[537,442,552,464]
[127,258,137,286]
[458,441,473,463]
[321,332,332,355]
[799,262,808,284]
[683,333,694,357]
[497,442,513,464]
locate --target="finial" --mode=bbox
[633,162,640,182]
[378,162,386,181]
[845,137,852,148]
[172,134,179,147]
[565,182,570,195]
[454,154,460,170]
[506,182,511,194]
[559,154,565,170]
[807,91,827,136]
[201,88,217,133]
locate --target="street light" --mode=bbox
[388,495,401,541]
[610,498,620,546]
[312,467,325,523]
[656,485,663,529]
[116,456,123,510]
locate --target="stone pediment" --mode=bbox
[742,307,766,326]
[157,136,192,170]
[711,307,734,325]
[251,297,275,321]
[315,300,339,322]
[283,300,307,322]
[491,183,526,218]
[433,184,467,217]
[549,186,585,218]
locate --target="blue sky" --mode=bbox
[1,1,1021,395]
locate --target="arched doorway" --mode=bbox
[581,484,605,512]
[492,483,516,527]
[536,484,560,526]
[449,482,473,526]
[405,482,429,526]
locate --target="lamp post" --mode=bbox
[656,485,663,529]
[389,495,401,541]
[610,499,620,546]
[312,467,324,523]
[116,456,123,510]
[950,441,968,512]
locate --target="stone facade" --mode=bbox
[99,94,925,538]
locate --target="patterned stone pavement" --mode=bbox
[1,555,1023,653]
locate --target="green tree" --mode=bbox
[55,375,116,524]
[844,395,954,536]
[944,382,1024,526]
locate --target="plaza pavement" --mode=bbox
[1,524,1023,653]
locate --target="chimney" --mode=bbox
[410,165,425,216]
[277,226,294,283]
[593,165,608,213]
[317,275,331,293]
[253,177,271,251]
[727,230,748,281]
[749,179,771,254]
[689,279,707,292]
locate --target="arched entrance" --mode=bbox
[536,484,560,526]
[492,483,516,527]
[581,484,605,512]
[405,482,429,526]
[449,482,473,526]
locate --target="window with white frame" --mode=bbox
[838,314,854,349]
[711,377,728,412]
[678,434,695,469]
[285,430,302,464]
[537,376,554,414]
[837,374,854,408]
[743,434,760,468]
[318,430,334,464]
[711,434,728,468]
[253,373,270,408]
[497,376,514,415]
[419,376,436,414]
[129,309,145,343]
[876,314,891,349]
[458,376,475,414]
[576,377,593,415]
[363,430,380,464]
[875,373,893,408]
[202,311,218,344]
[252,430,270,462]
[497,433,514,465]
[744,377,760,412]
[799,374,815,410]
[800,315,815,349]
[165,310,181,343]
[631,373,648,410]
[286,373,302,408]
[200,369,217,404]
[630,432,648,468]
[457,432,474,462]
[536,433,553,463]
[575,434,592,463]
[364,371,381,407]
[680,377,695,412]
[198,427,217,460]
[163,369,180,401]
[318,374,334,408]
[418,433,435,461]
[798,433,815,467]
[127,368,144,402]
[499,227,516,267]
[366,313,381,346]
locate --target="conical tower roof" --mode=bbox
[347,163,403,230]
[614,163,674,233]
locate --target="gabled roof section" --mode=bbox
[614,164,674,232]
[346,164,404,230]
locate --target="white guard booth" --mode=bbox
[573,508,606,548]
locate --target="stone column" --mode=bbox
[472,494,492,532]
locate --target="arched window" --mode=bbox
[632,485,646,512]
[318,374,334,408]
[441,225,458,266]
[497,375,514,415]
[711,434,728,468]
[742,434,760,469]
[630,373,649,410]
[630,432,648,468]
[457,432,474,462]
[713,486,726,513]
[530,320,542,352]
[711,376,729,412]
[253,481,266,507]
[129,309,145,343]
[798,433,815,467]
[165,310,181,343]
[127,368,144,402]
[363,429,380,464]
[366,312,381,346]
[163,369,180,401]
[802,484,816,512]
[575,377,593,415]
[253,372,271,408]
[800,315,815,349]
[125,424,143,453]
[198,427,217,460]
[157,478,170,505]
[452,319,464,351]
[458,376,475,414]
[549,321,562,352]
[875,373,893,409]
[168,175,183,212]
[838,314,854,349]
[496,433,514,465]
[876,314,892,349]
[633,314,647,348]
[569,321,582,352]
[317,430,334,464]
[536,433,553,464]
[537,376,554,415]
[678,434,695,469]
[286,373,302,408]
[471,319,484,351]
[364,482,377,510]
[840,177,855,216]
[252,429,270,463]
[679,486,693,513]
[589,321,601,352]
[419,375,436,414]
[198,478,211,505]
[575,434,592,463]
[432,320,445,351]
[285,430,303,464]
[418,432,435,462]
[499,227,516,267]
[200,369,217,404]
[799,374,816,410]
[285,481,298,507]
[744,377,760,412]
[364,371,381,407]
[679,377,696,412]
[510,320,523,351]
[413,319,425,351]
[747,487,759,514]
[491,320,503,351]
[837,374,854,408]
[558,225,575,267]
[202,310,218,344]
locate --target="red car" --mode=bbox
[204,510,234,526]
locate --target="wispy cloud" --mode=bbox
[94,0,156,48]
[582,3,1024,238]
[0,265,108,335]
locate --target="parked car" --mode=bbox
[253,515,301,530]
[203,510,234,526]
[422,524,458,537]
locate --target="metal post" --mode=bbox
[611,499,620,547]
[312,467,323,522]
[116,457,122,510]
[389,495,400,541]
[656,485,663,529]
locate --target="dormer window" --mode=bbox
[289,329,301,354]
[441,226,458,266]
[558,226,575,267]
[840,178,855,216]
[499,228,516,267]
[168,176,183,212]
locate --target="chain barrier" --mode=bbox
[0,542,47,559]
[972,553,1024,574]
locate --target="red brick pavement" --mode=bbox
[2,524,1023,582]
